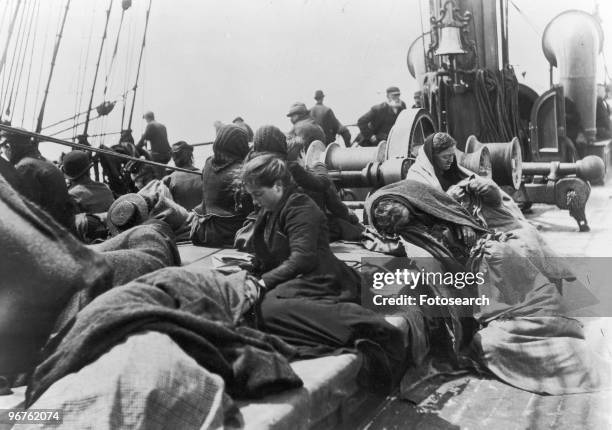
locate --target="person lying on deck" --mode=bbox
[241,153,407,389]
[191,124,254,247]
[0,173,180,385]
[365,180,610,395]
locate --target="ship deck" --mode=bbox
[1,180,611,429]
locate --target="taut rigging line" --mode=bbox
[127,0,153,131]
[35,0,71,133]
[82,0,113,138]
[0,123,200,175]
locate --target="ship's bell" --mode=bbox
[434,26,466,56]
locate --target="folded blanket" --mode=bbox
[27,266,302,406]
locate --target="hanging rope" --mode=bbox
[100,7,127,103]
[31,0,54,129]
[473,67,520,143]
[127,0,153,130]
[0,0,22,82]
[9,0,38,120]
[35,0,72,133]
[20,0,40,126]
[82,0,114,137]
[2,0,28,116]
[121,10,136,130]
[72,1,97,137]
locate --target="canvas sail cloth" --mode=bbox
[364,180,611,395]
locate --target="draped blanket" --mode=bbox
[364,180,611,394]
[27,267,302,406]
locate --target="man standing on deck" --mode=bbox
[1,130,76,232]
[357,86,406,146]
[286,102,325,149]
[137,111,171,178]
[309,90,351,147]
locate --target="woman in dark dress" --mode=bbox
[241,153,405,387]
[246,125,362,241]
[191,124,253,246]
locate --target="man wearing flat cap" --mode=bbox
[62,150,114,214]
[286,102,325,150]
[310,90,350,147]
[137,111,171,178]
[357,86,406,146]
[162,141,203,211]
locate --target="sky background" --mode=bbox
[0,0,610,165]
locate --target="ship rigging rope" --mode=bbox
[9,0,39,120]
[0,0,22,83]
[82,0,113,137]
[121,11,136,130]
[0,0,12,32]
[35,0,72,133]
[1,0,28,115]
[30,0,56,129]
[101,7,127,102]
[509,0,541,37]
[20,0,41,126]
[42,88,132,131]
[0,123,201,175]
[127,0,153,130]
[73,1,97,135]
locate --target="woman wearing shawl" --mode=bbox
[242,153,405,389]
[364,180,610,395]
[406,132,573,282]
[191,124,254,246]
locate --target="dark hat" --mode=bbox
[232,117,245,123]
[314,90,325,99]
[143,111,155,120]
[386,86,401,95]
[171,140,193,154]
[253,125,287,155]
[286,102,309,117]
[61,150,92,179]
[1,128,32,146]
[106,193,149,236]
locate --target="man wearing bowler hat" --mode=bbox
[62,150,115,214]
[137,111,171,178]
[357,86,406,146]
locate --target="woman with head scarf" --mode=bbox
[191,124,253,246]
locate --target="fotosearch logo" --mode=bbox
[371,268,485,290]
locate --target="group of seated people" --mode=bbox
[1,126,609,427]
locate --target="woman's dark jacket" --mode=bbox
[252,190,360,300]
